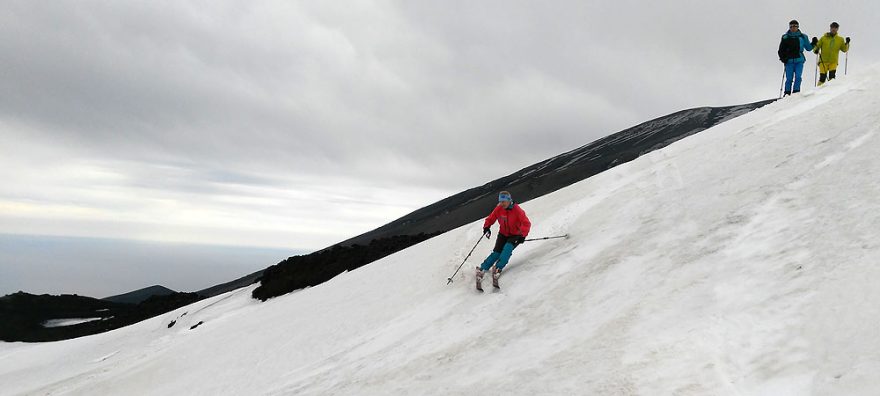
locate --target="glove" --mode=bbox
[846,37,851,44]
[510,235,526,246]
[811,37,818,46]
[483,227,491,238]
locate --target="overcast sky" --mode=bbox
[2,1,878,253]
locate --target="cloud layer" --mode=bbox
[2,1,877,249]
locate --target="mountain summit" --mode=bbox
[2,66,880,394]
[103,285,176,305]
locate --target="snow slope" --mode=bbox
[3,66,880,395]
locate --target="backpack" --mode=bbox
[778,35,801,62]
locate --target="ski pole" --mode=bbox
[524,234,569,242]
[845,39,850,75]
[446,233,488,285]
[814,51,819,87]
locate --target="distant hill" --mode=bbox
[103,285,176,305]
[0,291,200,342]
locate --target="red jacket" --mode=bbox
[484,203,531,237]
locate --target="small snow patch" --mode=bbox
[42,318,102,328]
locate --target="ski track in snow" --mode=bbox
[3,65,880,395]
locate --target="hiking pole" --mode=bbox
[446,233,488,285]
[779,66,786,99]
[814,51,819,87]
[845,39,850,75]
[525,234,569,242]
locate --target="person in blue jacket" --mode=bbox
[778,20,813,95]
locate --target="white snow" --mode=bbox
[41,318,104,328]
[3,66,880,395]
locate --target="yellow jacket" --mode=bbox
[813,33,849,64]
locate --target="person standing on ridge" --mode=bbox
[477,191,531,290]
[778,20,813,96]
[812,22,850,85]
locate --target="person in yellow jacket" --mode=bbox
[812,22,850,85]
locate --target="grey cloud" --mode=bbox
[1,0,878,250]
[2,1,640,188]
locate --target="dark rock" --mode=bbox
[0,291,202,342]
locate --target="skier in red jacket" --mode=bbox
[477,191,531,288]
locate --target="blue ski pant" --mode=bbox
[480,234,518,271]
[784,61,805,93]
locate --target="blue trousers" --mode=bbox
[480,235,518,271]
[784,62,805,93]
